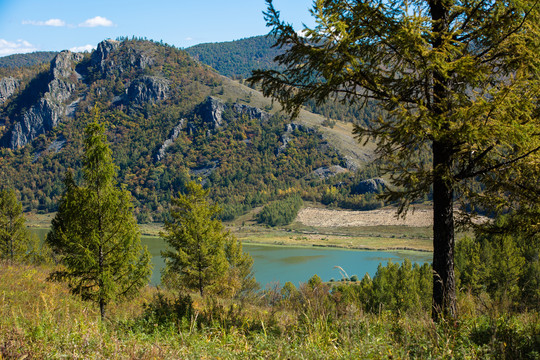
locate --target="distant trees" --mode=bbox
[47,114,152,320]
[161,181,256,297]
[256,195,303,226]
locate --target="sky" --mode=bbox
[0,0,316,57]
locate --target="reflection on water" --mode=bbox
[30,229,432,287]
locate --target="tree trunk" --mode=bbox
[100,298,106,320]
[432,140,457,320]
[429,0,456,321]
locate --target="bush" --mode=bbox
[256,195,303,226]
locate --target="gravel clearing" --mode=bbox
[296,207,433,227]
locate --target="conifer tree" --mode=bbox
[161,181,256,297]
[47,112,151,320]
[250,0,540,319]
[0,188,33,262]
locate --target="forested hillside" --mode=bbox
[185,35,283,80]
[0,38,381,222]
[0,51,58,68]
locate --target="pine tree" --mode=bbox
[0,188,33,262]
[47,112,152,320]
[161,181,255,297]
[250,0,540,320]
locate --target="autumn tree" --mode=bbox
[161,180,256,297]
[47,114,152,320]
[249,0,540,319]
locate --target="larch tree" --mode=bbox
[161,180,256,298]
[0,188,34,262]
[249,0,540,320]
[47,113,152,320]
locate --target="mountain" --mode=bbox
[0,38,378,222]
[186,35,384,126]
[185,35,283,80]
[0,51,58,68]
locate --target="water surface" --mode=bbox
[31,228,431,287]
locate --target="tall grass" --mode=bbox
[1,261,538,359]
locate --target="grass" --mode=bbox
[25,208,437,252]
[1,261,538,359]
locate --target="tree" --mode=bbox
[161,180,256,297]
[0,188,33,262]
[47,113,152,320]
[250,0,540,319]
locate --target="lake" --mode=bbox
[136,235,432,287]
[30,229,432,287]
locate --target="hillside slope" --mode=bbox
[0,39,378,222]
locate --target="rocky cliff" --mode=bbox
[196,96,271,130]
[0,77,19,105]
[6,51,83,149]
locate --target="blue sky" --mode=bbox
[0,0,315,56]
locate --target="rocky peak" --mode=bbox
[50,51,84,79]
[0,77,19,105]
[91,39,120,72]
[4,51,83,149]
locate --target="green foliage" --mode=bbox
[0,51,57,68]
[46,114,152,319]
[186,35,283,80]
[0,187,36,262]
[250,0,540,319]
[0,38,349,222]
[161,181,256,297]
[456,223,540,311]
[256,194,303,226]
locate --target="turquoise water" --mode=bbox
[30,229,432,287]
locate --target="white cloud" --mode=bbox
[22,18,66,27]
[185,37,193,41]
[69,44,95,53]
[79,16,114,27]
[0,39,38,56]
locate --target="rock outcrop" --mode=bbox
[7,51,83,149]
[91,39,120,73]
[155,119,185,161]
[196,96,271,130]
[0,77,19,105]
[127,75,170,105]
[310,165,348,180]
[352,178,387,194]
[277,123,313,155]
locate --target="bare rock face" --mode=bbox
[91,39,120,73]
[310,165,348,180]
[0,77,20,105]
[155,119,185,161]
[127,75,170,105]
[198,96,226,129]
[8,51,82,149]
[196,96,271,130]
[352,178,387,194]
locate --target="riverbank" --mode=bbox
[25,208,437,252]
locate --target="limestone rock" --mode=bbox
[352,178,387,194]
[155,119,186,161]
[91,39,120,72]
[7,51,82,149]
[127,75,170,105]
[0,77,19,105]
[310,165,348,180]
